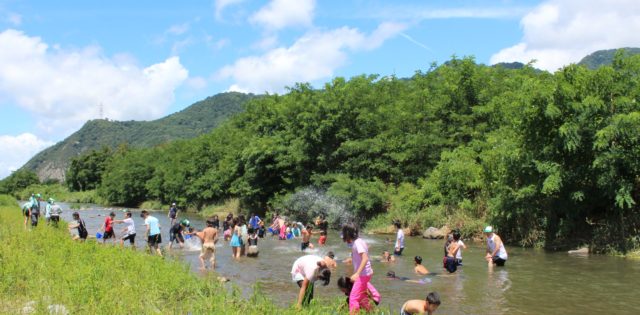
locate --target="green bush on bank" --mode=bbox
[0,196,358,314]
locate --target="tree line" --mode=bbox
[10,53,638,253]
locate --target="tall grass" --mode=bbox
[0,195,361,314]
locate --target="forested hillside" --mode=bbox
[578,47,640,69]
[59,51,640,253]
[21,92,254,181]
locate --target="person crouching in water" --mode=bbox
[291,255,333,308]
[414,256,429,275]
[247,227,259,257]
[337,276,381,309]
[194,218,218,270]
[400,292,441,315]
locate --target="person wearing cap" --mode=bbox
[28,193,42,227]
[168,202,178,226]
[484,226,508,267]
[45,198,62,227]
[168,218,191,249]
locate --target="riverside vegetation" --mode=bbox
[0,195,353,314]
[3,52,640,254]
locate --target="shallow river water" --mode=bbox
[57,204,640,314]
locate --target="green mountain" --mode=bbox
[578,47,640,69]
[22,92,254,181]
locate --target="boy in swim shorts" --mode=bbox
[195,219,218,269]
[400,292,441,315]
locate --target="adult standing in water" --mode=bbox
[291,254,332,308]
[249,213,261,230]
[342,223,378,314]
[484,226,508,267]
[141,210,162,256]
[168,202,178,227]
[394,221,405,256]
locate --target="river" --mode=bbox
[55,203,640,314]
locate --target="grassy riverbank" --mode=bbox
[0,195,350,314]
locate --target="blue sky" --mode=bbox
[0,0,638,179]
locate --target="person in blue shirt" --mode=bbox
[249,213,261,230]
[141,210,162,256]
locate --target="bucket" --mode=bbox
[96,232,103,239]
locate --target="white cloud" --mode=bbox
[249,0,316,31]
[214,0,245,20]
[0,133,53,179]
[0,29,189,137]
[491,0,640,71]
[217,22,406,93]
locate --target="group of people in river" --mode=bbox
[22,195,510,314]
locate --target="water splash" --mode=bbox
[280,187,357,228]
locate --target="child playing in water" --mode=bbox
[337,276,380,308]
[194,218,218,269]
[301,225,315,251]
[291,254,333,308]
[247,227,259,257]
[453,231,466,266]
[68,212,88,241]
[229,218,242,258]
[101,212,117,245]
[380,250,396,263]
[445,233,461,273]
[318,231,327,246]
[342,223,378,314]
[414,256,429,275]
[292,223,302,238]
[400,292,441,315]
[112,211,136,248]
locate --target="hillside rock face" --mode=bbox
[21,92,254,181]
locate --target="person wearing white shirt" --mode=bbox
[394,221,405,256]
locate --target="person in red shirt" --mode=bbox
[101,212,117,244]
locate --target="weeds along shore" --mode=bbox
[0,195,354,314]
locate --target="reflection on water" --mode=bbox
[56,204,640,314]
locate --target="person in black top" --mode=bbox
[68,212,88,241]
[211,215,220,229]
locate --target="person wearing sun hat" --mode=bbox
[484,226,508,267]
[28,193,42,227]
